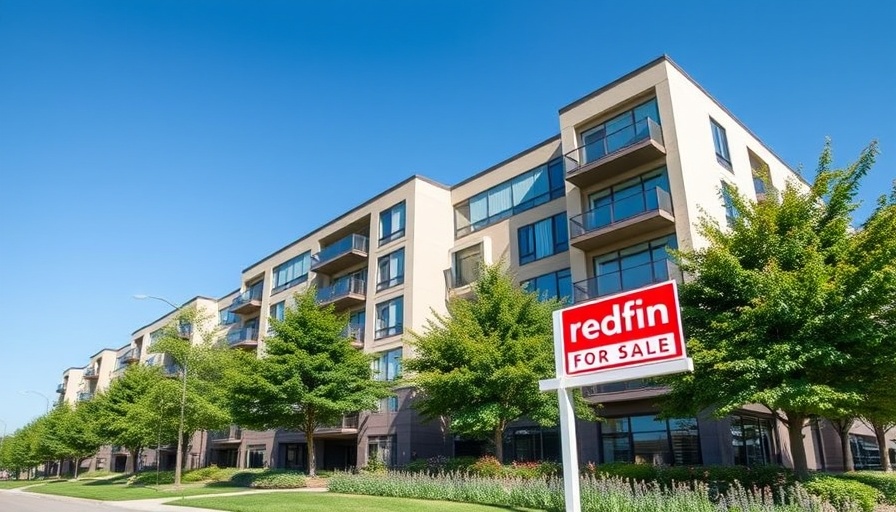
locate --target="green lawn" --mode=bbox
[25,477,244,500]
[180,492,534,512]
[0,480,49,489]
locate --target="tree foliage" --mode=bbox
[406,262,592,461]
[225,287,391,476]
[661,140,895,478]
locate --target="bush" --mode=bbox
[839,471,896,505]
[804,474,880,512]
[444,456,477,473]
[242,470,306,489]
[470,456,504,477]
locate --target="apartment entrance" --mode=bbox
[113,454,127,473]
[210,448,239,468]
[322,440,357,470]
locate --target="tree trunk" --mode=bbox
[493,427,504,463]
[73,457,81,479]
[830,418,855,472]
[181,432,191,471]
[127,446,142,474]
[874,423,893,472]
[306,430,316,477]
[786,412,810,480]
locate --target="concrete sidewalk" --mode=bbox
[3,485,326,512]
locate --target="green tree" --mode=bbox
[93,364,169,473]
[42,403,103,478]
[406,263,591,462]
[225,288,391,476]
[661,141,895,479]
[148,305,232,482]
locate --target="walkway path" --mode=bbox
[0,485,326,512]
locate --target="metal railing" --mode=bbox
[573,259,680,303]
[570,187,673,238]
[208,426,242,441]
[227,327,259,346]
[342,323,365,343]
[320,414,359,430]
[311,234,369,269]
[317,276,367,303]
[565,118,663,174]
[231,287,263,308]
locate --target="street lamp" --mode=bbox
[134,294,188,488]
[20,390,50,413]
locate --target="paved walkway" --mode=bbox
[0,485,326,512]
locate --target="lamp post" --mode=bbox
[20,390,50,413]
[134,294,188,488]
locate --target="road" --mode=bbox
[0,490,223,512]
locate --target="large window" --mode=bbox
[452,244,483,287]
[600,415,701,466]
[521,269,572,304]
[730,415,777,466]
[455,159,564,237]
[581,98,660,165]
[591,236,676,296]
[850,434,883,470]
[377,249,405,291]
[375,297,403,339]
[368,435,397,468]
[583,168,671,230]
[503,426,560,463]
[721,182,737,227]
[272,252,310,294]
[518,213,569,265]
[268,301,285,333]
[710,118,731,169]
[372,348,402,381]
[379,202,406,245]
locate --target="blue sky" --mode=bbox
[0,1,893,432]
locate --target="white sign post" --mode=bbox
[539,280,693,512]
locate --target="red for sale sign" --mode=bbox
[559,281,686,377]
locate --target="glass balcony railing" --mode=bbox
[311,234,369,270]
[56,383,66,394]
[230,287,263,309]
[320,414,359,430]
[317,277,367,304]
[342,323,365,344]
[83,367,98,378]
[570,188,673,238]
[227,327,259,347]
[565,118,664,175]
[573,259,680,303]
[77,391,94,401]
[209,426,242,441]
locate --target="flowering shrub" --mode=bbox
[328,471,851,511]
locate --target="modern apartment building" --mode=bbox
[54,55,895,474]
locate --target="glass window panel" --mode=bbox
[470,193,489,225]
[533,218,553,259]
[488,182,513,217]
[633,431,672,465]
[634,99,659,123]
[554,214,568,252]
[602,417,630,433]
[630,415,667,433]
[557,270,572,304]
[602,436,631,463]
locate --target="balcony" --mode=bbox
[227,327,259,349]
[177,322,193,339]
[317,414,360,435]
[342,323,365,349]
[229,288,263,315]
[311,234,369,275]
[118,347,141,366]
[77,391,94,402]
[573,259,680,304]
[161,364,181,378]
[83,367,99,380]
[565,118,665,188]
[208,425,242,444]
[317,277,367,309]
[56,383,66,394]
[569,188,675,251]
